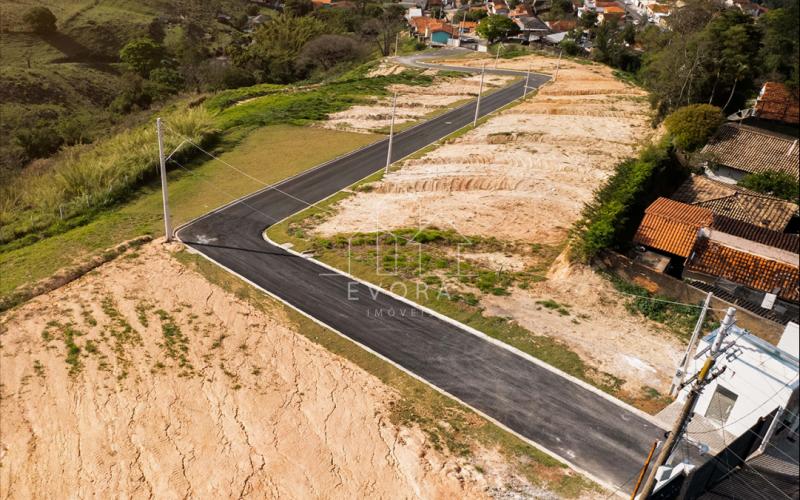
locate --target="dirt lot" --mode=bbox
[320,63,513,133]
[0,242,568,499]
[309,54,685,398]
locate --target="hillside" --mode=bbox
[0,0,252,178]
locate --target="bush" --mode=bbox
[570,142,688,262]
[739,171,799,201]
[663,104,724,152]
[560,39,581,56]
[15,122,63,159]
[298,35,365,72]
[119,38,166,77]
[476,15,519,43]
[23,6,57,34]
[148,67,185,92]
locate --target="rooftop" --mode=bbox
[633,198,714,257]
[671,175,798,231]
[755,82,800,124]
[686,237,799,302]
[701,124,799,180]
[712,215,799,253]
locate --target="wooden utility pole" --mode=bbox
[639,307,736,498]
[631,440,659,500]
[524,64,532,98]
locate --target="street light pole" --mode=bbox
[394,32,399,57]
[473,63,485,128]
[554,49,563,82]
[524,64,531,98]
[156,117,173,242]
[385,92,397,175]
[494,43,502,68]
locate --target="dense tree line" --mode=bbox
[592,0,800,118]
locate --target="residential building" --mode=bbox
[489,0,510,15]
[646,2,670,22]
[633,197,714,259]
[671,175,799,232]
[598,4,625,22]
[410,16,458,45]
[701,124,800,184]
[546,19,577,32]
[513,16,550,41]
[754,82,800,125]
[680,322,798,438]
[508,3,533,17]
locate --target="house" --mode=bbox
[633,197,713,259]
[489,0,510,15]
[410,16,457,45]
[514,16,550,40]
[646,2,670,22]
[754,82,800,125]
[679,322,798,438]
[597,4,625,22]
[509,3,533,17]
[671,175,799,232]
[701,124,800,183]
[684,227,799,312]
[456,20,478,34]
[546,19,577,32]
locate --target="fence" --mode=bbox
[596,251,787,345]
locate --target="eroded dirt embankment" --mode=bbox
[0,242,502,499]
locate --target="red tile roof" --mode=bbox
[712,215,800,253]
[755,82,800,124]
[546,19,577,32]
[671,175,798,231]
[633,198,714,257]
[648,4,671,13]
[701,124,799,180]
[686,238,799,302]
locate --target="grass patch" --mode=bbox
[0,126,379,299]
[174,248,602,497]
[603,272,707,341]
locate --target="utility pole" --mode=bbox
[670,292,713,396]
[639,307,737,498]
[494,43,502,68]
[554,49,563,82]
[385,92,397,175]
[473,63,485,128]
[631,440,659,500]
[394,32,400,57]
[523,64,532,98]
[156,117,173,242]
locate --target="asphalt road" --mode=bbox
[177,60,664,491]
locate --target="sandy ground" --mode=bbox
[0,242,556,499]
[311,55,684,395]
[321,63,512,133]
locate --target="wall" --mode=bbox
[596,251,786,344]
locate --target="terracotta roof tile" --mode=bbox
[712,215,800,253]
[633,198,713,257]
[671,175,798,231]
[702,124,799,179]
[755,82,800,124]
[686,238,799,302]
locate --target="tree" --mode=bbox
[148,18,166,42]
[663,104,723,151]
[284,0,314,17]
[759,6,800,89]
[476,15,519,43]
[738,171,799,201]
[246,14,328,82]
[119,38,166,77]
[298,34,364,72]
[580,10,598,29]
[23,6,57,34]
[359,5,405,56]
[560,38,581,56]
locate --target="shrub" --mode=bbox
[476,15,519,43]
[663,104,724,152]
[739,171,799,201]
[119,38,166,77]
[15,122,63,159]
[149,67,185,92]
[298,34,365,72]
[560,39,581,56]
[570,142,688,262]
[23,6,57,34]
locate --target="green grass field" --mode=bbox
[0,125,378,296]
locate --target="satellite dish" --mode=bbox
[727,108,754,121]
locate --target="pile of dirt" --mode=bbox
[0,242,537,498]
[310,54,684,395]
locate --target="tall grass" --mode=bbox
[0,108,217,248]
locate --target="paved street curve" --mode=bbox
[176,57,664,492]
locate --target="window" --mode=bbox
[706,385,738,424]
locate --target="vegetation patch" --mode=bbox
[154,309,193,374]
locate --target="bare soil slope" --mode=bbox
[309,55,685,397]
[1,242,512,499]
